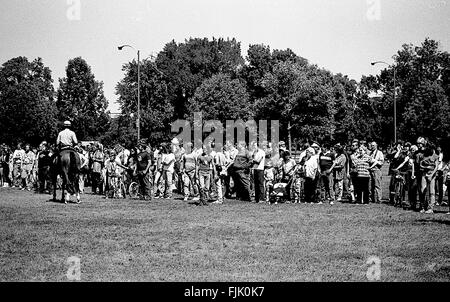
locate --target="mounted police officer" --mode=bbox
[54,120,80,176]
[56,121,78,151]
[53,120,81,203]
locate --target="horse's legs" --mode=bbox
[75,174,81,203]
[52,173,57,202]
[61,177,67,203]
[70,172,81,203]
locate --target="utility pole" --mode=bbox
[288,121,293,154]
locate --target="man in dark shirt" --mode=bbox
[318,145,336,204]
[231,141,253,202]
[37,141,52,193]
[135,143,154,201]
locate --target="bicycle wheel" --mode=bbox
[120,181,127,199]
[128,182,139,199]
[394,181,402,207]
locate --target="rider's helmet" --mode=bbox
[63,120,71,128]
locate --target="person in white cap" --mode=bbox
[303,147,319,203]
[56,121,78,151]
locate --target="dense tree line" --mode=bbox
[0,56,110,146]
[112,37,450,149]
[1,37,449,149]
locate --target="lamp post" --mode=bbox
[118,44,140,142]
[371,60,397,143]
[287,121,294,154]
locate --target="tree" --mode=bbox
[189,73,252,122]
[0,57,58,146]
[255,61,337,144]
[331,73,358,143]
[116,57,173,146]
[376,38,450,144]
[155,37,245,119]
[99,114,136,149]
[241,45,308,103]
[56,57,110,141]
[402,80,450,144]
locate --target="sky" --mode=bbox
[0,0,449,113]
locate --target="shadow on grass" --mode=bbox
[46,198,80,205]
[47,198,65,204]
[415,265,450,281]
[416,219,450,226]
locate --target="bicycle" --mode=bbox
[105,173,121,199]
[392,169,407,208]
[127,178,139,199]
[122,169,140,199]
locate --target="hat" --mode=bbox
[63,120,71,127]
[416,137,426,145]
[171,137,180,145]
[311,143,320,148]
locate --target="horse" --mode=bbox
[52,149,81,204]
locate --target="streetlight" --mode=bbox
[371,60,397,143]
[118,44,140,142]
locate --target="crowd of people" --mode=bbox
[1,132,449,214]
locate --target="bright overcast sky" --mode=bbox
[0,0,449,113]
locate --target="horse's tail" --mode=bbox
[70,151,79,173]
[66,151,80,194]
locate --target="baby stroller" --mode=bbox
[270,182,289,204]
[269,173,295,204]
[269,163,302,204]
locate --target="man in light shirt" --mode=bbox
[21,143,36,191]
[252,141,266,203]
[303,147,319,203]
[55,120,80,170]
[56,121,78,150]
[368,141,385,204]
[212,142,227,204]
[75,145,89,194]
[115,144,130,176]
[161,144,176,199]
[12,143,25,188]
[181,142,199,201]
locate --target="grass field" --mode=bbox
[0,183,449,282]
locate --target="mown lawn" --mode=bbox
[0,187,449,282]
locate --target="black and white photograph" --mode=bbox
[0,0,449,289]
